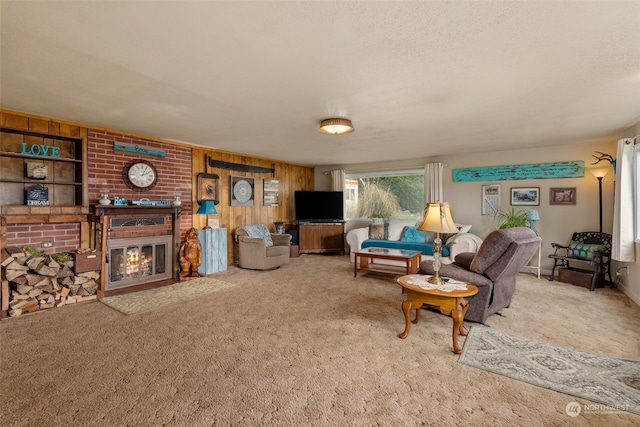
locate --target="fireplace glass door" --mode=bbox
[107,236,171,290]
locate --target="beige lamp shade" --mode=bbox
[416,202,458,234]
[589,167,609,179]
[319,118,354,135]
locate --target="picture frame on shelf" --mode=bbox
[230,175,255,206]
[197,173,220,204]
[550,187,576,205]
[510,187,540,206]
[481,184,500,215]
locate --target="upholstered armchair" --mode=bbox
[234,224,291,270]
[418,227,541,324]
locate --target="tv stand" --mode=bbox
[299,222,345,254]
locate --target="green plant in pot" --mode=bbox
[495,207,531,229]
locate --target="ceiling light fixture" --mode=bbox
[319,118,354,135]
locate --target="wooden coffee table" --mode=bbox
[396,274,479,354]
[353,247,422,278]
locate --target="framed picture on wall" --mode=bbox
[230,175,255,206]
[550,187,576,205]
[510,187,540,206]
[197,173,219,203]
[481,184,501,215]
[263,179,279,206]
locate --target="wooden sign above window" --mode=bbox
[453,161,584,182]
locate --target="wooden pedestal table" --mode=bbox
[396,275,478,354]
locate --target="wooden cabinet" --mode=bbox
[298,223,345,254]
[0,126,87,214]
[199,228,228,274]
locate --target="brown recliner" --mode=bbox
[235,224,291,270]
[418,227,541,324]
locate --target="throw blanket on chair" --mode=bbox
[238,224,273,247]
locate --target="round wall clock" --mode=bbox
[233,179,253,204]
[122,159,158,191]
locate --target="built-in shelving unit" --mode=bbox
[0,126,87,215]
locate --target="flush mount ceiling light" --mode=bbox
[319,118,354,135]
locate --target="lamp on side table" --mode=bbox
[416,202,459,285]
[197,201,227,274]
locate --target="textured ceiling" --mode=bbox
[1,1,639,166]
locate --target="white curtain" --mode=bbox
[424,163,444,203]
[330,169,345,191]
[612,138,635,262]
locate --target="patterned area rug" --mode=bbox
[100,277,235,315]
[459,326,640,415]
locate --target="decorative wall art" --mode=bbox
[453,161,584,182]
[550,188,576,205]
[26,162,48,179]
[510,187,540,206]
[26,184,49,206]
[197,173,220,204]
[230,175,255,206]
[481,184,501,215]
[263,179,279,206]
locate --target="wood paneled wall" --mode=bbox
[190,148,314,265]
[2,109,314,266]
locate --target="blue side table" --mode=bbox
[198,228,227,275]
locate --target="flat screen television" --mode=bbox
[294,190,344,223]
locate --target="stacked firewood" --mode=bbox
[1,247,100,318]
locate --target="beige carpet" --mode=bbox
[1,254,639,426]
[100,277,235,315]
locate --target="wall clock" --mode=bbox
[122,159,158,191]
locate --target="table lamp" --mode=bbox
[197,200,218,229]
[529,209,540,231]
[417,202,458,285]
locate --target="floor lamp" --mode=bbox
[590,167,609,233]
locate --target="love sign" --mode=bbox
[21,142,61,158]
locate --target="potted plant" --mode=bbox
[495,207,531,229]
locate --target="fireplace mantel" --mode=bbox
[90,205,183,296]
[92,205,182,217]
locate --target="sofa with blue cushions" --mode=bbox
[346,218,483,265]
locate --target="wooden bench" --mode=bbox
[548,231,612,291]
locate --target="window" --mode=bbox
[345,170,424,220]
[345,187,356,201]
[635,144,640,242]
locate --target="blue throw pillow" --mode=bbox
[568,241,602,261]
[400,226,427,243]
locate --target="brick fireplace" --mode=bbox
[91,205,182,295]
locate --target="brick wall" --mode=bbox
[6,223,80,253]
[87,130,193,235]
